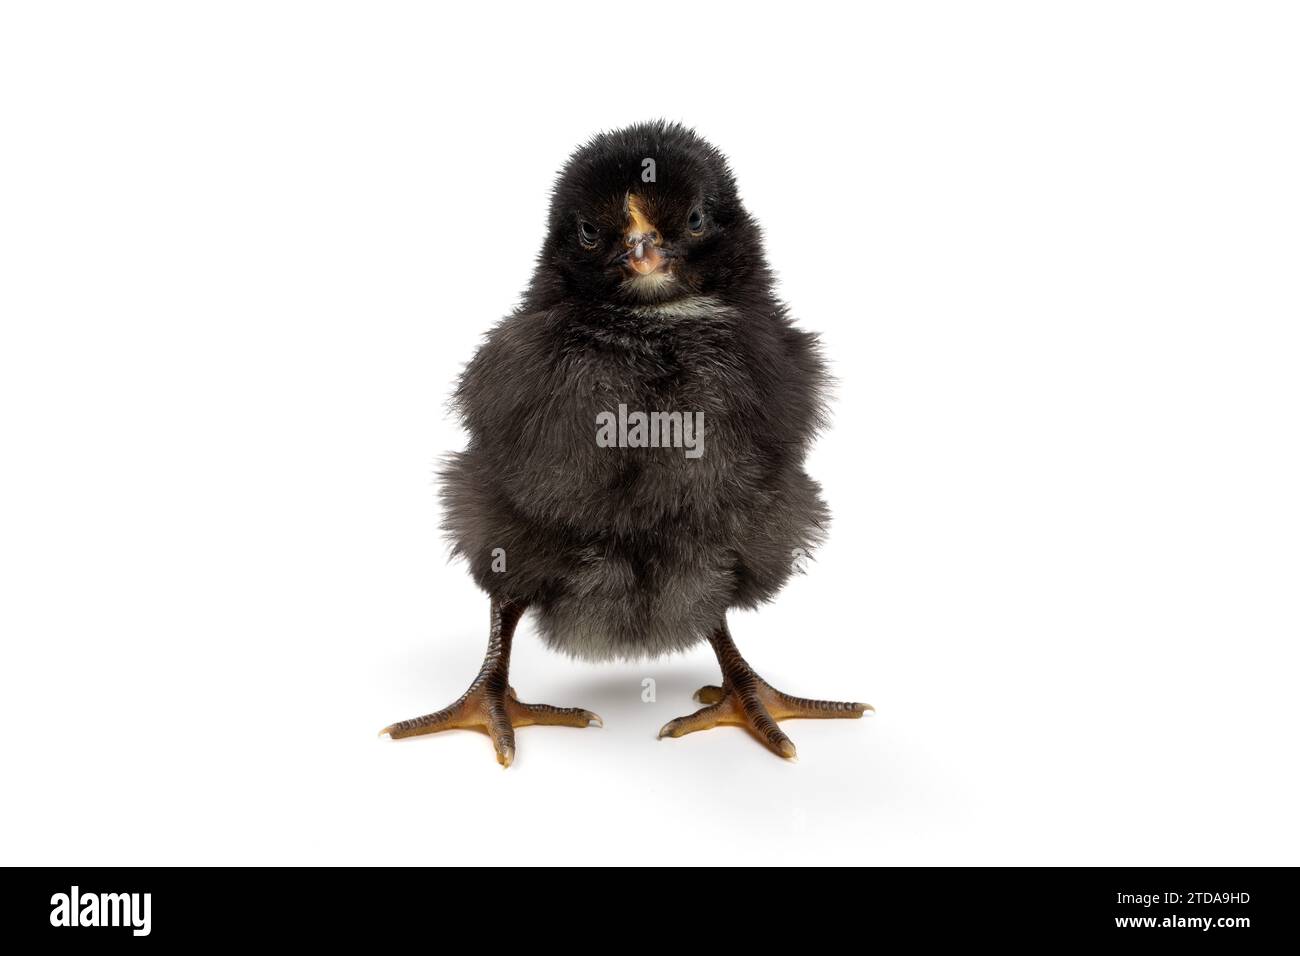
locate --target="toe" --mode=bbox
[693,685,725,704]
[658,702,729,739]
[768,691,875,720]
[748,705,798,760]
[485,699,517,767]
[508,699,603,728]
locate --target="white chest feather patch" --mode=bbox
[619,296,728,320]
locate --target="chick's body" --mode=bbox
[442,293,828,661]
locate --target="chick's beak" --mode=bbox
[623,194,665,276]
[626,237,664,276]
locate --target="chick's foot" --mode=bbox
[380,598,601,768]
[658,623,872,760]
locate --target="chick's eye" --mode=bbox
[687,206,705,234]
[578,219,599,247]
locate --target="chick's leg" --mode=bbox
[659,621,871,760]
[380,597,601,767]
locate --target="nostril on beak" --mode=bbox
[624,230,660,251]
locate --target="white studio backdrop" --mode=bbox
[1,2,1297,865]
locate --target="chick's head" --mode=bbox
[539,121,768,305]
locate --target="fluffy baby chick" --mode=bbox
[383,121,870,765]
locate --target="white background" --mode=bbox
[2,2,1297,866]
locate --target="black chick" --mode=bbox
[382,121,870,765]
